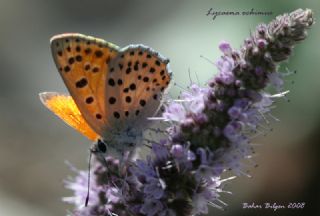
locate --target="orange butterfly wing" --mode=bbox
[39,92,99,141]
[50,33,120,137]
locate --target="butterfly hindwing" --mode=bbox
[104,45,172,130]
[39,92,99,141]
[50,33,120,136]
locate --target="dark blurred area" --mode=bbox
[0,0,319,215]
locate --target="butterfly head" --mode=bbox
[94,139,138,158]
[96,139,108,154]
[94,125,143,157]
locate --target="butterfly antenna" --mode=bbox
[85,150,93,207]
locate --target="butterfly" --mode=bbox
[40,33,171,157]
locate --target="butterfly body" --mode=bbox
[102,124,143,156]
[40,33,171,157]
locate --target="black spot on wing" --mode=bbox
[68,57,75,65]
[92,67,99,73]
[108,78,115,86]
[139,99,146,107]
[85,48,92,54]
[84,64,91,71]
[143,77,149,82]
[75,78,88,88]
[95,50,103,58]
[113,112,120,119]
[96,113,102,119]
[129,83,136,90]
[64,66,71,73]
[85,96,94,104]
[76,55,82,62]
[126,96,132,103]
[109,97,116,104]
[149,67,155,73]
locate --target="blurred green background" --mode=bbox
[0,0,319,215]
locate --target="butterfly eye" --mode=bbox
[97,139,107,153]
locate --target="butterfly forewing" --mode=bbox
[104,45,171,130]
[50,33,119,136]
[39,92,99,141]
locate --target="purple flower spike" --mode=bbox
[218,41,232,55]
[163,102,186,122]
[64,9,314,216]
[228,106,242,119]
[257,38,267,49]
[143,178,166,199]
[170,144,184,158]
[140,200,163,216]
[268,72,284,90]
